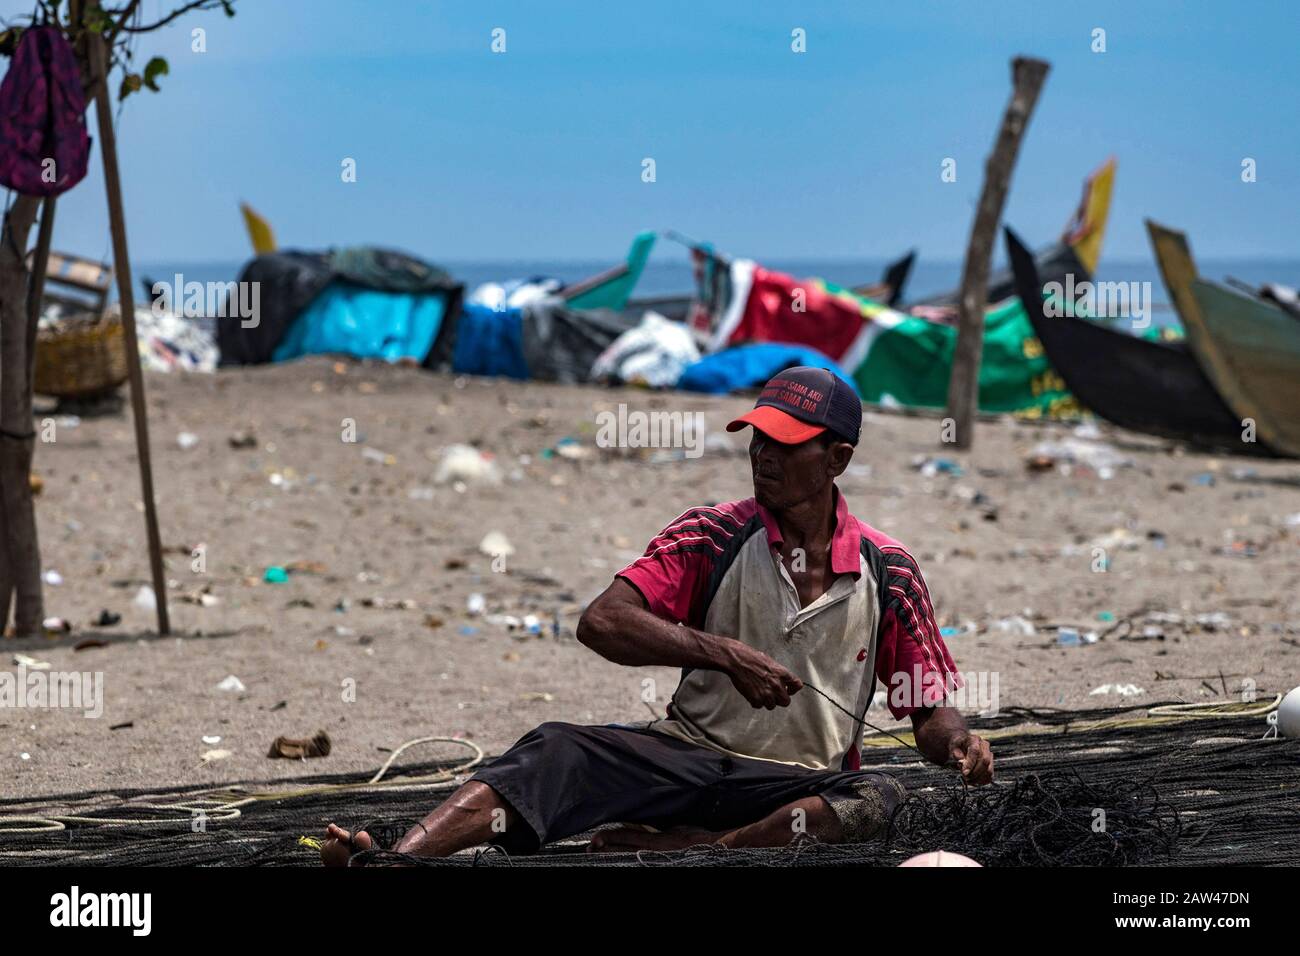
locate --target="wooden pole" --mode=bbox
[943,56,1049,450]
[88,32,170,634]
[26,199,57,400]
[4,198,59,632]
[0,193,44,634]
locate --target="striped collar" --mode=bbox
[756,484,861,577]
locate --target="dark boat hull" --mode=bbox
[1005,226,1273,455]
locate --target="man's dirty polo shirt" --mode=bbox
[617,489,962,771]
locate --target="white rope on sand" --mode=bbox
[1146,695,1281,719]
[0,736,484,835]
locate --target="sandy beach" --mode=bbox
[4,355,1299,801]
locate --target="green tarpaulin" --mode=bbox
[852,296,1080,419]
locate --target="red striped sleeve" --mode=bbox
[875,547,963,720]
[616,502,751,626]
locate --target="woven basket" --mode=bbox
[34,316,129,398]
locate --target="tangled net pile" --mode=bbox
[886,771,1178,866]
[2,705,1296,867]
[352,769,1180,868]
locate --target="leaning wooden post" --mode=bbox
[943,56,1049,450]
[87,32,170,634]
[26,198,57,405]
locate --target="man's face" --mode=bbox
[748,428,853,511]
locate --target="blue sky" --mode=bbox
[5,0,1298,264]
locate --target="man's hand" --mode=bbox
[576,579,802,708]
[725,641,803,709]
[949,732,994,786]
[911,704,995,785]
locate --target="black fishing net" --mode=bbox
[2,708,1296,867]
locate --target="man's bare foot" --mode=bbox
[588,825,723,853]
[321,823,373,866]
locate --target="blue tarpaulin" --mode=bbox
[450,303,529,379]
[272,280,450,364]
[677,342,860,395]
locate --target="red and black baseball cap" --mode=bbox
[726,366,862,446]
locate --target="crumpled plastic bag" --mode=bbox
[590,311,701,388]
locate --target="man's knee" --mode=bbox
[528,721,583,753]
[822,774,906,843]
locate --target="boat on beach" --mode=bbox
[1006,226,1272,455]
[1148,220,1300,458]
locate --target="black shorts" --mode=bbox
[468,721,905,853]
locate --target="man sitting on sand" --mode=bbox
[322,367,992,864]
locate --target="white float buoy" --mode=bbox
[1277,686,1300,738]
[899,849,982,867]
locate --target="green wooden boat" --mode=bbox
[1148,220,1300,458]
[561,231,656,311]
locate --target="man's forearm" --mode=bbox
[577,588,740,672]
